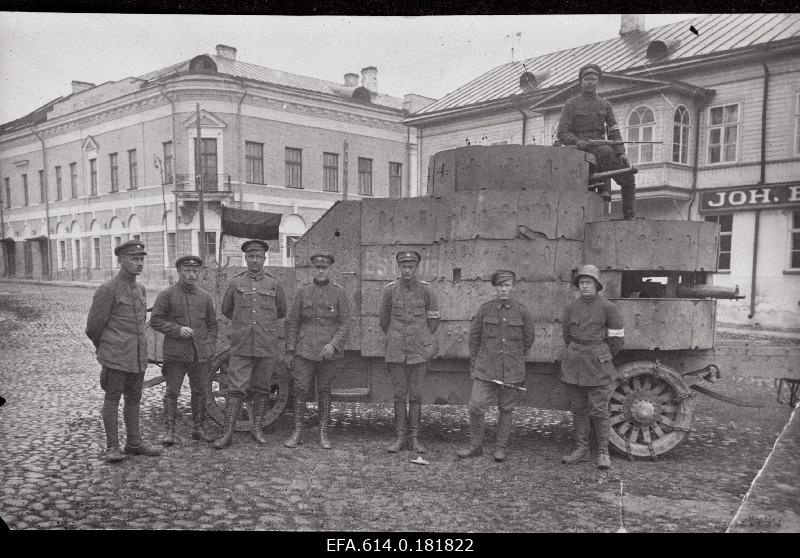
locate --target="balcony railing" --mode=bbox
[174,174,232,192]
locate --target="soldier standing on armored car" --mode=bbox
[283,253,350,450]
[380,250,440,454]
[557,63,641,220]
[457,270,535,462]
[85,240,162,463]
[214,240,286,449]
[149,255,218,446]
[559,264,625,470]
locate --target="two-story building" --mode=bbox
[0,44,434,284]
[404,14,800,328]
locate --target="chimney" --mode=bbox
[71,80,95,95]
[620,15,645,36]
[344,73,359,87]
[215,44,237,61]
[361,66,378,92]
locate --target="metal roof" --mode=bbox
[413,13,800,118]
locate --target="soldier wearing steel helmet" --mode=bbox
[85,240,162,463]
[283,253,350,450]
[557,63,640,220]
[559,264,625,470]
[214,239,286,449]
[149,254,218,446]
[379,250,440,454]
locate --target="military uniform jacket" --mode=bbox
[379,279,440,364]
[556,92,625,156]
[285,280,350,361]
[559,294,625,387]
[469,298,535,384]
[149,282,218,363]
[221,269,286,357]
[85,273,148,374]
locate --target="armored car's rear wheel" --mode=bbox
[206,350,291,431]
[608,360,694,459]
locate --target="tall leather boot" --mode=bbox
[387,401,407,453]
[595,417,612,470]
[561,411,590,464]
[493,411,513,462]
[284,397,306,448]
[213,396,242,450]
[407,401,426,453]
[251,391,269,444]
[456,412,485,459]
[191,393,216,443]
[620,176,639,220]
[318,395,332,450]
[161,397,177,446]
[123,401,162,456]
[101,398,124,463]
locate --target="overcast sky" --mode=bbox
[0,13,701,124]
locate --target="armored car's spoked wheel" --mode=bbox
[205,350,291,431]
[608,361,694,459]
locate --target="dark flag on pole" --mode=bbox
[221,206,282,240]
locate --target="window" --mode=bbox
[198,231,217,263]
[672,106,690,165]
[22,174,28,206]
[167,232,176,266]
[705,214,733,271]
[163,141,173,184]
[791,210,800,269]
[131,234,141,241]
[89,158,97,196]
[193,138,218,191]
[323,152,338,192]
[70,162,78,198]
[73,239,82,269]
[286,235,299,261]
[285,148,302,188]
[626,106,655,165]
[39,170,46,203]
[4,178,9,208]
[112,236,122,269]
[92,237,101,269]
[55,166,62,201]
[58,240,66,269]
[358,157,373,196]
[389,162,402,198]
[246,141,264,184]
[128,149,137,190]
[708,103,739,164]
[109,153,119,192]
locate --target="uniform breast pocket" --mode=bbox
[482,316,500,338]
[301,299,313,318]
[115,295,133,309]
[257,289,277,309]
[507,317,524,341]
[574,110,589,125]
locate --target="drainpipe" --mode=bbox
[235,80,248,207]
[158,86,179,274]
[406,126,411,197]
[519,109,528,146]
[686,90,712,221]
[748,58,770,320]
[417,127,424,196]
[31,126,53,279]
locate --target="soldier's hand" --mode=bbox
[577,140,590,150]
[283,353,294,369]
[179,327,195,338]
[618,154,630,167]
[320,343,335,361]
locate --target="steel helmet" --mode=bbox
[573,264,603,291]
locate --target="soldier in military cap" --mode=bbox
[559,264,625,470]
[213,239,286,449]
[379,250,440,453]
[149,255,218,446]
[557,63,640,220]
[457,270,535,462]
[283,253,350,449]
[85,240,162,463]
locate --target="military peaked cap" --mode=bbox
[175,255,203,268]
[114,240,147,256]
[578,63,602,81]
[241,239,269,253]
[396,250,421,264]
[491,269,516,286]
[310,253,334,266]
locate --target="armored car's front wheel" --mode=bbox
[206,350,291,431]
[608,360,694,459]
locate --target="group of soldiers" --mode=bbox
[86,239,624,470]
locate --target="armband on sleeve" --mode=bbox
[607,328,624,337]
[426,310,440,319]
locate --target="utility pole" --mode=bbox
[195,103,206,262]
[342,138,349,201]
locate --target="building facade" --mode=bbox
[404,14,800,329]
[0,45,434,284]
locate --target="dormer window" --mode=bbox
[189,55,218,74]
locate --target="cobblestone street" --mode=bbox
[0,282,794,532]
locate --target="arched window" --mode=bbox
[626,106,656,165]
[672,106,690,164]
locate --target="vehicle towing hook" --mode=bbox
[682,364,763,408]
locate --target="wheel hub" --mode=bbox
[630,399,656,424]
[623,388,662,426]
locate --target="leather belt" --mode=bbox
[571,338,603,346]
